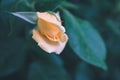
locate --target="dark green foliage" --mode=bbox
[62,9,107,70]
[27,54,70,80]
[35,0,66,11]
[0,13,26,77]
[0,0,120,80]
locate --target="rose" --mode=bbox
[32,12,68,54]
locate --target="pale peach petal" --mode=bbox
[32,30,68,54]
[37,12,65,32]
[37,12,61,26]
[32,11,68,54]
[37,18,65,42]
[55,33,68,54]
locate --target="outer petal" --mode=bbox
[37,12,61,25]
[55,33,68,54]
[37,12,65,32]
[32,30,68,54]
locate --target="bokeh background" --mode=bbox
[0,0,120,80]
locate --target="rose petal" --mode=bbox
[37,12,61,25]
[38,18,65,42]
[32,30,68,54]
[37,12,65,32]
[55,33,68,54]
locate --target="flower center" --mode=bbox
[38,18,65,42]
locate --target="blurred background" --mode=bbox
[0,0,120,80]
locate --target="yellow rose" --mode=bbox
[32,12,68,54]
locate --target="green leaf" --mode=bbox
[75,62,93,80]
[1,0,65,12]
[61,1,79,9]
[9,11,35,37]
[0,13,26,76]
[106,19,120,35]
[62,9,107,70]
[27,52,70,80]
[35,0,66,11]
[0,37,26,77]
[12,12,37,24]
[1,0,35,11]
